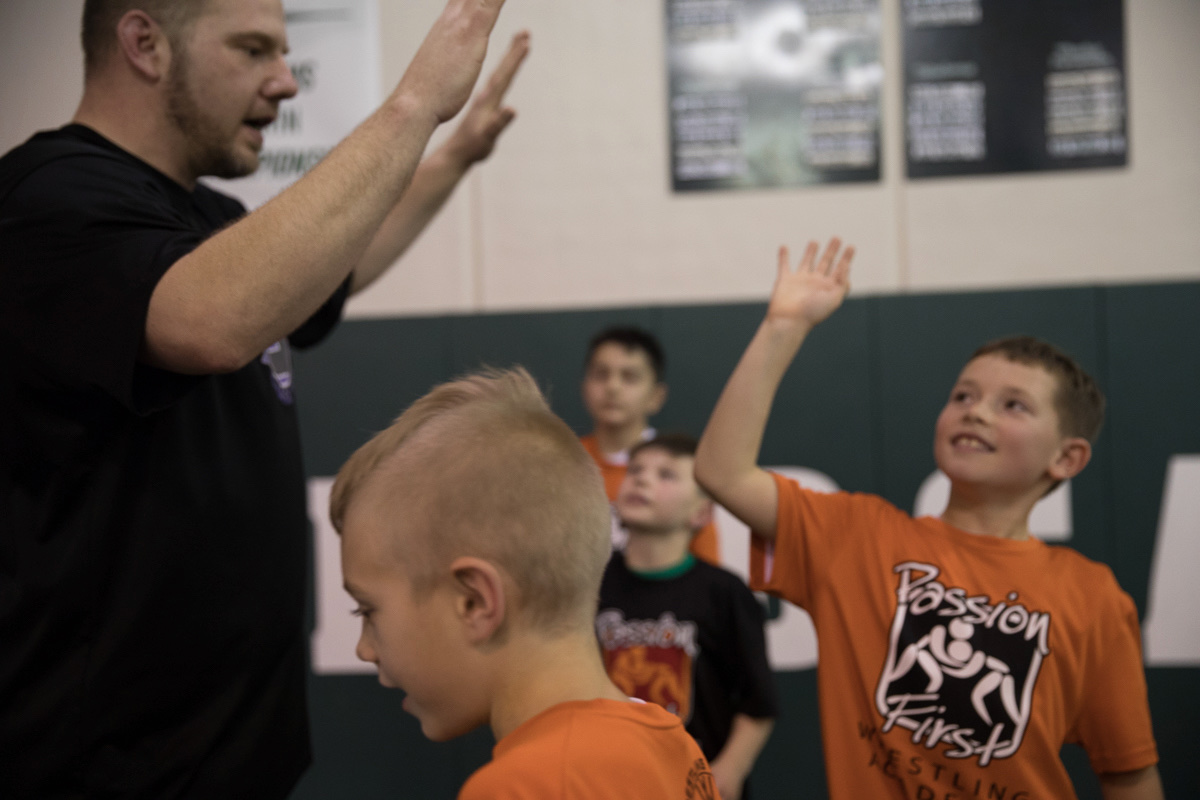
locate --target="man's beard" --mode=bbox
[165,50,259,181]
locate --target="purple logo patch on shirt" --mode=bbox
[261,340,294,405]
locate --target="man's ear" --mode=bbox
[648,382,668,416]
[1048,437,1092,482]
[449,557,507,645]
[115,10,172,81]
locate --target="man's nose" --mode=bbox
[266,56,299,100]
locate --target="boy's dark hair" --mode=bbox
[585,326,665,382]
[629,432,697,461]
[971,336,1106,443]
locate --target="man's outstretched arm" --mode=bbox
[694,239,854,539]
[350,31,529,295]
[145,0,508,374]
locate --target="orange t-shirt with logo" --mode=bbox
[750,473,1158,800]
[458,698,719,799]
[580,434,720,566]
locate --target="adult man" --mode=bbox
[0,0,521,796]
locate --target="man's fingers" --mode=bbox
[481,32,530,107]
[487,107,517,139]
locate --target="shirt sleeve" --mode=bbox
[749,471,897,611]
[1071,571,1159,775]
[1,152,213,413]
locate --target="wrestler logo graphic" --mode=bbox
[685,758,718,799]
[261,340,294,405]
[595,610,698,721]
[875,561,1051,767]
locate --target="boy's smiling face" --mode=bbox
[934,354,1080,494]
[582,343,666,432]
[616,447,709,534]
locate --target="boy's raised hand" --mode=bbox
[767,238,855,330]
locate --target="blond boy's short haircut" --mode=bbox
[330,367,612,633]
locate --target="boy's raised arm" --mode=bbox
[1098,765,1164,800]
[694,239,853,539]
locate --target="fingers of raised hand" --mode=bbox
[485,32,530,102]
[797,240,820,273]
[816,237,844,275]
[833,245,855,284]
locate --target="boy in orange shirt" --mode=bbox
[695,240,1162,799]
[330,367,718,799]
[581,326,719,563]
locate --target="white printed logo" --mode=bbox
[875,562,1050,767]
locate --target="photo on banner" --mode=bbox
[903,0,1127,178]
[666,0,883,192]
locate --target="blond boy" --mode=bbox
[695,240,1162,799]
[598,434,777,800]
[330,367,718,799]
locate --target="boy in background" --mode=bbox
[581,326,719,563]
[598,433,777,800]
[330,368,717,799]
[695,239,1162,799]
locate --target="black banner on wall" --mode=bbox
[903,0,1127,178]
[667,0,883,192]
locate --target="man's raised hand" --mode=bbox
[444,31,530,166]
[766,238,855,331]
[395,0,508,126]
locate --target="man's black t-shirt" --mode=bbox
[596,552,779,779]
[0,125,346,798]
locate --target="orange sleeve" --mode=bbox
[748,472,830,609]
[1072,573,1159,774]
[749,472,896,610]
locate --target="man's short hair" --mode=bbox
[330,367,612,633]
[81,0,209,76]
[970,336,1106,443]
[585,326,666,382]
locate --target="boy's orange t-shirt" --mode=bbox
[580,434,720,565]
[457,698,718,799]
[751,473,1158,800]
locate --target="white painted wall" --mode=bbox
[3,0,1197,317]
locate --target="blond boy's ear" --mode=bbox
[1048,437,1092,483]
[449,557,507,644]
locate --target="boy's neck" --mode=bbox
[489,628,628,741]
[939,484,1044,541]
[591,421,649,457]
[622,527,693,572]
